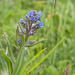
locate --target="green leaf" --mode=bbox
[21,34,25,48]
[13,48,25,75]
[16,25,20,40]
[21,48,46,74]
[22,71,28,75]
[47,66,58,75]
[25,39,46,47]
[0,51,7,72]
[13,34,25,75]
[3,33,15,63]
[0,43,2,49]
[1,50,13,75]
[25,36,66,74]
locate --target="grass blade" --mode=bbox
[3,33,15,63]
[1,50,13,75]
[21,48,46,74]
[0,43,2,49]
[26,36,66,74]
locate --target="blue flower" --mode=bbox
[30,16,35,21]
[17,39,21,44]
[39,21,43,27]
[22,28,26,30]
[37,16,40,21]
[19,19,23,22]
[30,31,33,35]
[22,28,26,31]
[25,14,27,18]
[39,11,42,16]
[28,10,33,16]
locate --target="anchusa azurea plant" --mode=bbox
[0,10,45,75]
[0,10,66,75]
[17,10,43,47]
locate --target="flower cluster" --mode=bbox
[17,10,43,45]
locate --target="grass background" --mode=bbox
[0,0,75,75]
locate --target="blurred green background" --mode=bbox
[0,0,75,75]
